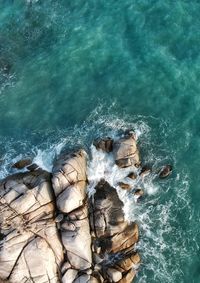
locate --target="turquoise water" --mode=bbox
[0,1,200,282]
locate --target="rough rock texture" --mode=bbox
[113,134,140,168]
[52,150,92,281]
[93,137,113,153]
[0,169,63,282]
[0,135,143,283]
[90,180,139,283]
[158,165,172,178]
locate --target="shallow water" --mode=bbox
[0,1,200,282]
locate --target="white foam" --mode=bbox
[32,139,66,172]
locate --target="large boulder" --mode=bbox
[61,206,92,270]
[113,135,140,168]
[52,150,92,274]
[91,180,126,238]
[0,170,63,283]
[52,150,87,196]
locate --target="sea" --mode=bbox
[0,1,200,282]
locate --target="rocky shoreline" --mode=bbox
[0,132,171,283]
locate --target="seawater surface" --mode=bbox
[0,1,200,282]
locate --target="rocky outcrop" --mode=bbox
[0,134,147,283]
[158,165,172,178]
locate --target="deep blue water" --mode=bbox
[0,1,200,282]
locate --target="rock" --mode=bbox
[61,212,92,270]
[52,150,92,271]
[12,159,32,169]
[0,169,63,282]
[118,182,131,190]
[127,172,137,180]
[106,267,122,282]
[92,271,104,283]
[89,276,100,283]
[134,189,144,202]
[61,262,71,274]
[118,269,136,283]
[139,166,151,178]
[115,252,141,272]
[159,165,172,178]
[91,180,126,237]
[52,150,87,196]
[27,163,39,171]
[62,268,78,283]
[114,135,140,168]
[93,137,113,153]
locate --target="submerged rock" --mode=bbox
[52,150,92,274]
[12,158,32,169]
[127,172,137,180]
[134,189,144,202]
[27,163,39,171]
[158,165,172,178]
[90,180,139,282]
[118,182,132,190]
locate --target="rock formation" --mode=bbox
[0,132,163,283]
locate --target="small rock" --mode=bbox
[12,159,32,169]
[93,137,113,153]
[134,189,144,202]
[27,163,39,171]
[139,166,151,178]
[118,182,131,190]
[61,262,71,274]
[134,189,144,197]
[62,268,78,283]
[159,165,172,178]
[127,172,137,180]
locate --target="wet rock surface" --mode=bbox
[158,165,172,178]
[93,137,113,153]
[0,134,148,283]
[113,134,140,168]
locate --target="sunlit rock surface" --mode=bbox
[0,135,144,283]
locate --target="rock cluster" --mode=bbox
[0,132,172,283]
